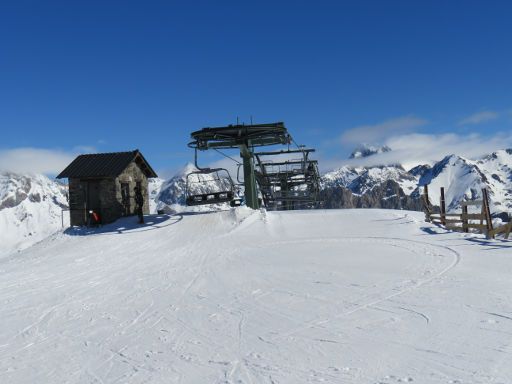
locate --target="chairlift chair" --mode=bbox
[185,167,241,207]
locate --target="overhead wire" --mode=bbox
[213,148,242,165]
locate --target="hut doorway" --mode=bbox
[86,181,101,217]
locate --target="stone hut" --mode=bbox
[57,150,158,226]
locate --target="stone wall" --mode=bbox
[116,162,150,215]
[67,161,150,226]
[68,178,87,226]
[97,178,121,224]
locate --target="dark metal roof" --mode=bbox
[56,150,158,179]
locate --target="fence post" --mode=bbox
[422,185,431,222]
[440,187,446,226]
[482,188,494,239]
[462,204,469,233]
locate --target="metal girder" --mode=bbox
[188,122,290,150]
[253,148,321,211]
[254,148,316,156]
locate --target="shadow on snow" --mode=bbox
[64,214,183,236]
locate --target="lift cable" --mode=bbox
[213,148,242,165]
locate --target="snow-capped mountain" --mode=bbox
[148,177,165,213]
[415,154,488,211]
[415,151,512,213]
[349,144,392,159]
[322,148,512,215]
[349,166,417,196]
[321,165,421,210]
[0,172,68,256]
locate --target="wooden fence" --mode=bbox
[422,185,511,240]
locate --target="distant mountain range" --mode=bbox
[321,148,512,219]
[1,146,511,255]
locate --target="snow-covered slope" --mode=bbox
[1,208,511,383]
[0,172,68,256]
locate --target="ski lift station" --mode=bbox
[186,121,321,211]
[57,150,157,226]
[57,122,321,227]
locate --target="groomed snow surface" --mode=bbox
[1,209,511,384]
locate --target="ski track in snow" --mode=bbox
[0,209,511,383]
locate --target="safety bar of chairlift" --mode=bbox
[186,191,235,206]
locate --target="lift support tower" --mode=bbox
[188,122,290,209]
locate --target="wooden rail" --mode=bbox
[422,186,509,240]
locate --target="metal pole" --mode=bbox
[239,143,259,209]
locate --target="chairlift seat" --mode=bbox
[186,191,234,206]
[185,166,238,207]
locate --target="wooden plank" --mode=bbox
[461,200,483,206]
[445,218,463,223]
[460,213,485,220]
[466,223,488,229]
[491,225,508,235]
[490,222,512,239]
[446,223,487,230]
[437,213,484,218]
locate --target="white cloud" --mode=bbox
[458,110,499,125]
[0,148,76,175]
[327,131,512,171]
[340,115,428,145]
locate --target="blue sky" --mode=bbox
[1,1,511,176]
